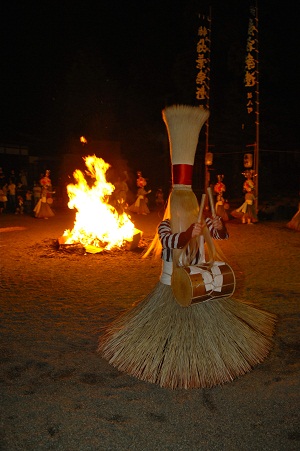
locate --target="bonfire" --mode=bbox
[61,155,140,253]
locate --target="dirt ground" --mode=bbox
[0,207,299,451]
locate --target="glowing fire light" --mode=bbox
[62,155,136,251]
[80,136,87,144]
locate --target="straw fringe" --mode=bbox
[98,283,276,389]
[287,210,300,231]
[162,105,209,166]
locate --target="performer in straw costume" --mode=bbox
[98,105,276,389]
[214,174,229,222]
[286,194,300,231]
[128,171,151,215]
[232,170,258,224]
[33,170,55,219]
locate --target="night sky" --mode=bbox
[1,0,299,193]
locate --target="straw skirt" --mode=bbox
[98,282,276,389]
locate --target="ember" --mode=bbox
[61,155,141,252]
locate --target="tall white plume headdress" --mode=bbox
[162,105,209,189]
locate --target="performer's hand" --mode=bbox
[191,222,203,237]
[212,216,223,230]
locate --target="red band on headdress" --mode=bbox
[172,164,193,185]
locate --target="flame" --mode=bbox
[80,136,87,144]
[63,155,135,250]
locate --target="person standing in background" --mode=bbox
[128,171,151,215]
[214,174,229,222]
[24,190,33,214]
[33,182,42,206]
[7,179,17,213]
[0,185,6,213]
[232,170,258,224]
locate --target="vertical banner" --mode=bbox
[195,14,211,109]
[244,4,259,210]
[195,12,211,196]
[244,5,258,115]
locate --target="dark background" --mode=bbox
[0,0,299,199]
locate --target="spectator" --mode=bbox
[0,185,7,213]
[33,182,42,206]
[15,195,24,215]
[19,169,28,190]
[0,167,5,184]
[7,179,17,213]
[155,188,165,209]
[24,190,33,214]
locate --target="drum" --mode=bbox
[47,197,53,205]
[171,262,236,307]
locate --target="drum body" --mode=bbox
[172,262,235,307]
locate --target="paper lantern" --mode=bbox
[205,152,213,166]
[243,153,253,168]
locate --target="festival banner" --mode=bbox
[195,14,211,109]
[245,5,258,115]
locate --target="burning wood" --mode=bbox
[59,155,142,252]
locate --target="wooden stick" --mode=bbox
[207,187,216,217]
[198,194,206,223]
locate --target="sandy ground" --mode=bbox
[0,207,299,451]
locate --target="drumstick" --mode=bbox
[198,194,206,223]
[207,187,216,218]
